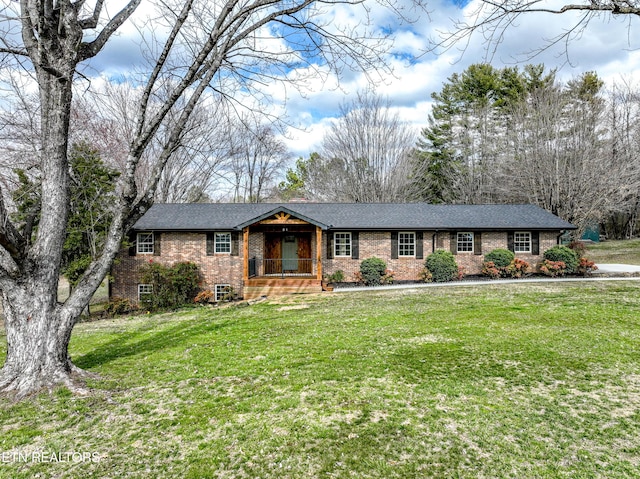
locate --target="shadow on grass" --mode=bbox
[74,314,233,370]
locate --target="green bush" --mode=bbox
[359,257,388,286]
[425,250,458,282]
[543,245,579,274]
[105,297,136,316]
[484,248,515,268]
[326,270,345,283]
[140,261,201,310]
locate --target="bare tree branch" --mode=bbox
[430,0,640,61]
[78,0,142,61]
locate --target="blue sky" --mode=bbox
[85,0,640,158]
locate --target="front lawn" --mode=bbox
[1,282,640,478]
[587,239,640,265]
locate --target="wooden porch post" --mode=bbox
[243,226,250,281]
[316,226,323,281]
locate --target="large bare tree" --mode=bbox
[312,90,417,202]
[224,116,289,203]
[0,0,406,398]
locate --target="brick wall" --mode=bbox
[322,230,560,281]
[441,231,558,275]
[111,232,244,304]
[112,229,561,302]
[323,231,429,282]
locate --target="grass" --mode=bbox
[1,281,640,478]
[587,239,640,265]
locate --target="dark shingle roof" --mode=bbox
[133,203,576,231]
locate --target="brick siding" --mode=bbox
[322,230,559,282]
[112,229,561,303]
[111,232,244,304]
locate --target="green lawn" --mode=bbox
[1,282,640,478]
[587,239,640,265]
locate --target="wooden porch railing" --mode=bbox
[248,258,315,278]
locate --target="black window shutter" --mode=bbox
[327,233,334,259]
[231,232,239,256]
[474,232,482,255]
[153,232,161,256]
[416,232,424,259]
[206,233,215,255]
[532,231,540,255]
[507,232,515,252]
[391,232,398,259]
[450,232,457,255]
[128,231,137,256]
[351,232,359,259]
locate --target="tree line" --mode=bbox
[6,64,638,242]
[279,65,640,239]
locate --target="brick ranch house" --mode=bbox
[111,203,576,302]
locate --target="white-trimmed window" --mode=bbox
[514,231,532,253]
[334,232,352,257]
[457,232,474,253]
[215,232,231,254]
[138,284,153,303]
[398,232,416,257]
[137,232,154,254]
[215,284,231,302]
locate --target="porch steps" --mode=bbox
[243,278,323,300]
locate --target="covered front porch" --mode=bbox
[240,208,326,298]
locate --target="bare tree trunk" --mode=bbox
[0,288,84,397]
[0,65,79,398]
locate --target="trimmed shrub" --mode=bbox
[140,261,201,310]
[577,257,598,276]
[326,270,345,283]
[484,248,515,269]
[425,250,458,282]
[505,258,531,278]
[194,289,214,304]
[105,297,136,316]
[539,259,567,277]
[359,257,389,286]
[543,245,579,274]
[419,268,433,283]
[482,261,501,279]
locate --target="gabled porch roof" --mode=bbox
[235,206,329,230]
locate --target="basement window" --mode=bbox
[138,284,153,304]
[215,284,232,302]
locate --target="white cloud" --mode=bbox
[12,0,639,160]
[277,1,640,157]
